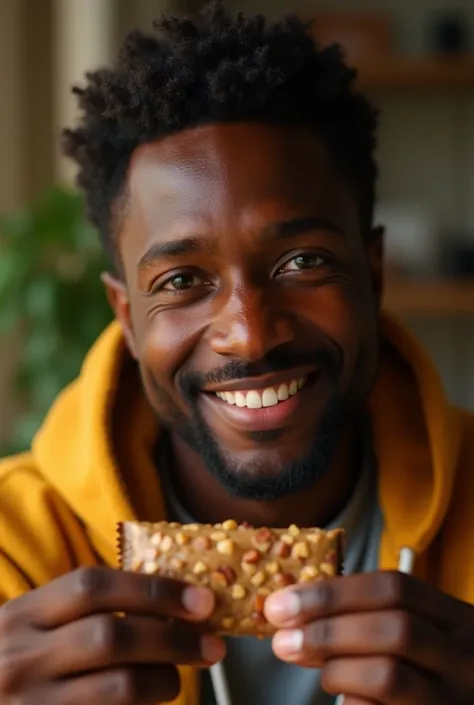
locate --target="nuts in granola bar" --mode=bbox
[193,561,208,575]
[242,549,260,563]
[160,535,174,552]
[272,541,291,558]
[176,532,191,546]
[250,571,266,588]
[265,561,279,575]
[241,562,257,576]
[216,539,235,556]
[193,535,212,551]
[273,572,296,588]
[231,584,246,600]
[222,520,238,531]
[292,541,310,560]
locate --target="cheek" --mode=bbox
[335,286,379,395]
[298,283,377,389]
[137,307,208,392]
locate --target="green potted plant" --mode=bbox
[0,186,113,453]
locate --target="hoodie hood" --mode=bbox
[31,312,462,569]
[369,314,461,564]
[32,325,165,566]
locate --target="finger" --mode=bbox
[264,571,469,630]
[18,665,180,705]
[271,610,453,676]
[1,567,214,629]
[36,614,225,680]
[321,656,443,704]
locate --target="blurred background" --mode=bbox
[1,0,474,452]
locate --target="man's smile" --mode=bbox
[200,370,324,433]
[214,375,307,408]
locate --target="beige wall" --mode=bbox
[0,0,25,442]
[0,0,54,205]
[0,0,25,211]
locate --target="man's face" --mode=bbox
[110,122,381,500]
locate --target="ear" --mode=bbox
[365,225,384,308]
[101,272,138,359]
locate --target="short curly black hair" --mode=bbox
[63,1,379,266]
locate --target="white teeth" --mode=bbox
[246,390,263,409]
[262,387,278,407]
[215,376,308,409]
[277,383,289,401]
[235,391,247,407]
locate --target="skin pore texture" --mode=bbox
[105,122,383,529]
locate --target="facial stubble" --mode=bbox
[144,367,347,501]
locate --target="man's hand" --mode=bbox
[0,566,225,704]
[264,571,474,704]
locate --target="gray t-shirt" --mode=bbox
[160,438,383,705]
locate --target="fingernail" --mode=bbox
[182,586,214,617]
[273,629,304,656]
[265,589,301,622]
[201,634,226,663]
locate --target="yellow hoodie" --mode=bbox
[0,312,473,705]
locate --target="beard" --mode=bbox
[175,392,347,500]
[144,348,347,501]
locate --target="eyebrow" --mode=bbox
[261,216,345,241]
[138,237,215,271]
[137,216,344,271]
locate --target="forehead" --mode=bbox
[121,122,357,254]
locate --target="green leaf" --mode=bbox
[22,328,59,367]
[0,184,114,454]
[72,219,102,253]
[0,306,21,334]
[33,187,84,245]
[0,248,30,299]
[0,208,34,241]
[24,279,57,320]
[30,369,66,407]
[13,412,47,450]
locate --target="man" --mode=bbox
[0,4,473,705]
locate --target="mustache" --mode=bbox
[179,348,342,398]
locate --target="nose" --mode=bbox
[209,285,296,361]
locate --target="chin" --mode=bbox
[198,435,337,501]
[210,455,328,501]
[173,388,347,500]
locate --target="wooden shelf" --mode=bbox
[384,279,474,315]
[356,57,474,90]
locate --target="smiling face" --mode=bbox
[107,122,382,500]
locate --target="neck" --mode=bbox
[164,430,359,528]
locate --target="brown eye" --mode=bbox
[164,274,197,291]
[159,272,212,293]
[281,254,325,272]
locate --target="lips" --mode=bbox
[200,372,319,433]
[214,377,307,409]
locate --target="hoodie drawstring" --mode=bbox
[335,547,416,705]
[397,546,416,575]
[210,662,232,705]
